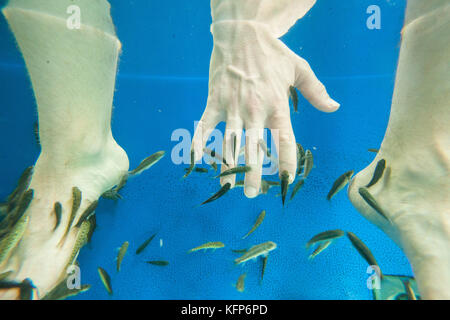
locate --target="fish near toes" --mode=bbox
[280,171,290,206]
[327,170,354,201]
[358,187,391,224]
[130,151,165,176]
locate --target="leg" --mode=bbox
[348,0,450,299]
[0,0,128,298]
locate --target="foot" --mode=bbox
[0,137,128,299]
[348,144,450,299]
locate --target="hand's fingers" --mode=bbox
[292,55,340,113]
[191,106,222,162]
[243,125,265,198]
[269,112,297,184]
[220,118,243,188]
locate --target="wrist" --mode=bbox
[211,0,317,38]
[211,19,273,46]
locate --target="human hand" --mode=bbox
[192,0,340,198]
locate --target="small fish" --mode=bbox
[232,133,237,161]
[394,293,410,300]
[7,189,33,227]
[289,86,299,112]
[260,256,268,284]
[19,279,35,300]
[97,267,113,295]
[101,189,122,200]
[60,187,82,244]
[188,241,225,253]
[0,271,13,281]
[116,241,129,272]
[209,161,218,172]
[193,167,208,173]
[303,150,313,179]
[280,171,290,206]
[0,278,36,300]
[66,221,91,267]
[0,215,29,265]
[16,188,34,213]
[289,179,305,201]
[42,279,90,300]
[231,248,248,254]
[75,200,98,228]
[7,166,33,207]
[368,148,379,153]
[102,174,127,200]
[200,182,231,205]
[204,147,228,166]
[15,167,34,191]
[129,151,165,176]
[242,210,266,239]
[296,143,305,176]
[115,173,128,192]
[1,188,32,233]
[308,240,332,260]
[0,278,34,300]
[33,122,40,146]
[0,280,22,290]
[0,280,32,301]
[235,180,244,187]
[214,166,251,178]
[327,170,354,200]
[146,260,169,266]
[260,180,279,194]
[402,279,417,300]
[0,202,7,215]
[136,233,157,255]
[366,159,386,188]
[306,229,345,248]
[358,187,391,223]
[235,273,246,292]
[183,150,195,179]
[261,180,270,194]
[234,241,277,265]
[258,139,271,158]
[86,214,96,243]
[346,231,382,278]
[53,202,62,231]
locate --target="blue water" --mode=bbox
[0,0,412,299]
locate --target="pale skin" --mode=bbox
[0,0,129,299]
[0,0,449,300]
[348,0,450,299]
[192,0,340,198]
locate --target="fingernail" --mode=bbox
[244,186,258,198]
[288,173,295,184]
[327,98,340,109]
